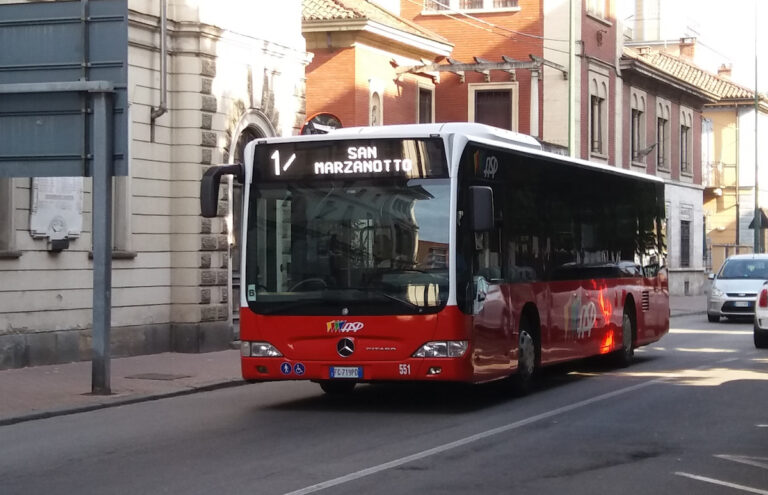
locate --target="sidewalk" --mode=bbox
[0,295,708,426]
[669,294,708,317]
[0,349,244,426]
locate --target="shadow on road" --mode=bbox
[261,355,661,415]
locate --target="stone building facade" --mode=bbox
[0,0,311,369]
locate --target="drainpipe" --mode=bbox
[754,0,761,253]
[151,0,167,121]
[736,110,740,247]
[568,0,576,157]
[530,68,539,139]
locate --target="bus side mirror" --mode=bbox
[470,186,494,232]
[200,164,244,217]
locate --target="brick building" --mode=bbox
[400,0,546,139]
[619,47,718,294]
[302,0,452,128]
[395,1,717,295]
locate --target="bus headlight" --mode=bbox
[241,341,283,357]
[412,341,468,358]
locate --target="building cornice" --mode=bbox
[620,58,719,103]
[128,10,312,64]
[302,19,453,58]
[704,99,768,113]
[665,179,705,191]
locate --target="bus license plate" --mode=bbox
[329,367,362,379]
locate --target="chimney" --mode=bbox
[638,46,652,56]
[718,63,732,80]
[679,37,696,60]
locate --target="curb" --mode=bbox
[0,379,247,428]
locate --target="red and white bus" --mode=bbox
[201,123,669,394]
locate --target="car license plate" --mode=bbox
[329,366,362,379]
[734,301,750,307]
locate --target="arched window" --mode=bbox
[630,89,647,164]
[589,73,609,158]
[656,98,671,171]
[679,107,694,175]
[370,92,382,126]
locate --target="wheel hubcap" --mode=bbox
[622,314,633,355]
[519,330,535,375]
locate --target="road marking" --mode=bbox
[717,455,768,470]
[717,357,740,363]
[283,379,661,495]
[670,329,753,335]
[675,472,768,495]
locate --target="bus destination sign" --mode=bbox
[253,138,448,181]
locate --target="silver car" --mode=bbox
[707,254,768,322]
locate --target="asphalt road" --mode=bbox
[1,313,766,495]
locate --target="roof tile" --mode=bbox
[302,0,448,44]
[623,47,760,101]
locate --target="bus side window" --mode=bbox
[473,184,503,284]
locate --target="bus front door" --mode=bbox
[471,276,513,380]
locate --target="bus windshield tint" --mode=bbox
[244,178,450,315]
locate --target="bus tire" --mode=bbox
[510,317,536,396]
[319,380,356,395]
[612,307,635,368]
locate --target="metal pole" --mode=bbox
[736,112,740,246]
[91,91,114,394]
[754,0,761,253]
[568,0,576,157]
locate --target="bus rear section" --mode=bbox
[453,139,669,374]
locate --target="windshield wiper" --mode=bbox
[356,288,423,311]
[257,298,326,315]
[254,288,428,314]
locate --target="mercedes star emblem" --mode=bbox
[337,338,354,357]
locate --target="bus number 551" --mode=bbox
[399,364,411,375]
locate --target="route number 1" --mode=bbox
[271,150,296,176]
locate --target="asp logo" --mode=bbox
[483,156,499,179]
[326,320,364,333]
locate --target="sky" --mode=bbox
[619,0,767,94]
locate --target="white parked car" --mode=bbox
[754,281,768,348]
[707,254,768,322]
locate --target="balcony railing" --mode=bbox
[703,161,735,189]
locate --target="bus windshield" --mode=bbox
[244,178,450,315]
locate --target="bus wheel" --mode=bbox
[612,310,635,367]
[319,380,356,395]
[510,321,536,396]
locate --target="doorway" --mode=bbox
[231,124,268,329]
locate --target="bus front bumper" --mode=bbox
[241,356,475,383]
